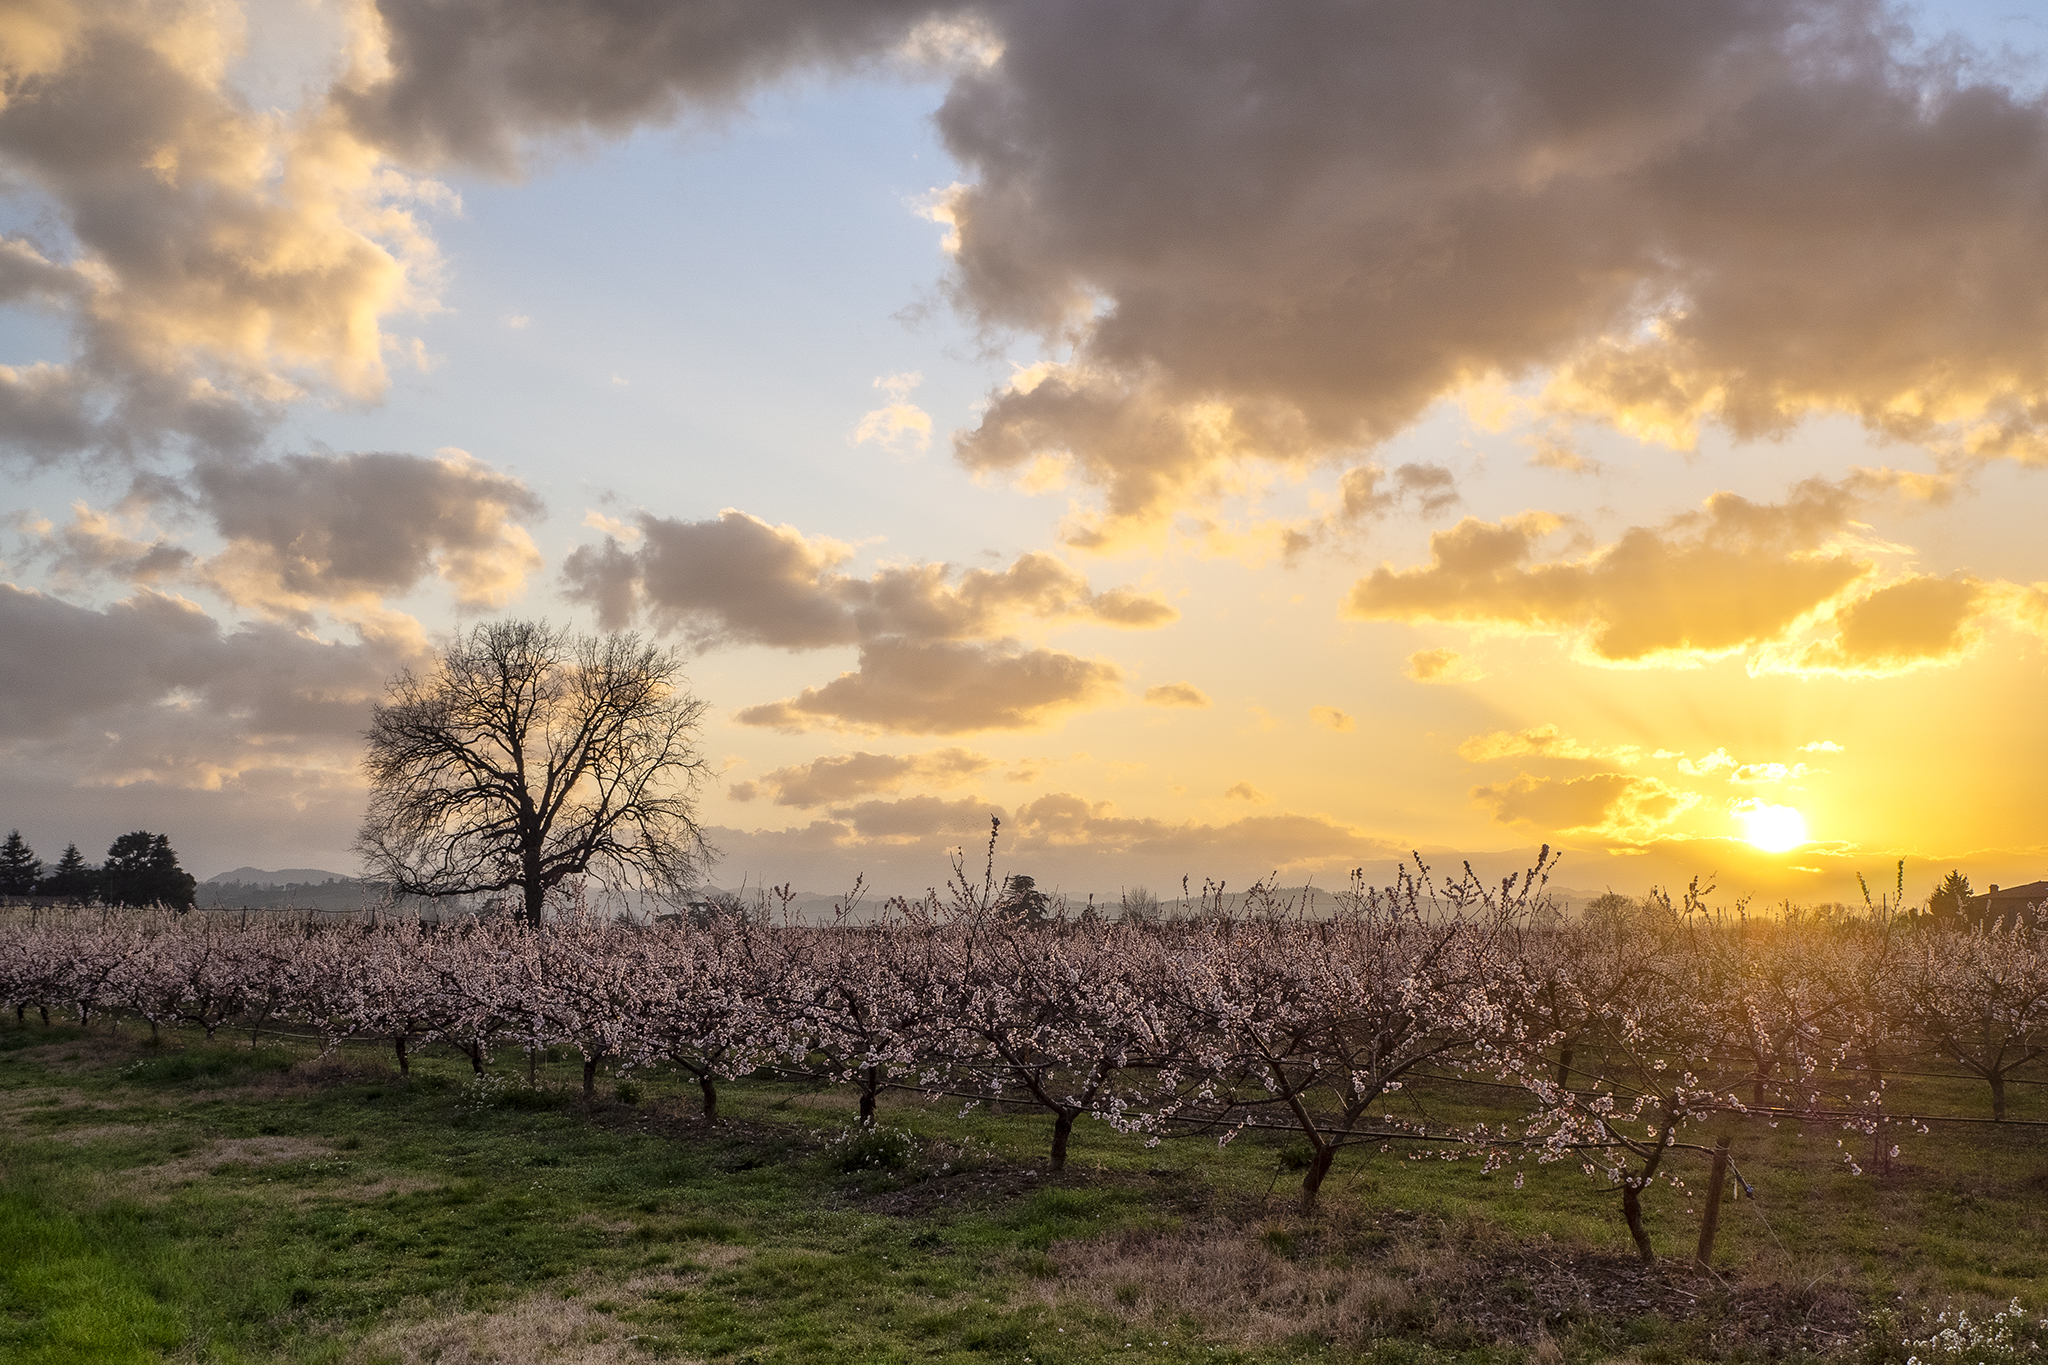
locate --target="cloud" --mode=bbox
[335,0,967,172]
[1405,648,1483,683]
[1008,792,1399,872]
[733,747,995,807]
[561,508,1174,645]
[826,794,997,842]
[932,0,2048,529]
[1143,681,1209,708]
[0,583,416,787]
[1458,724,1639,765]
[1308,706,1354,732]
[1338,463,1460,523]
[1773,574,1990,675]
[1474,772,1696,842]
[1347,478,1877,665]
[1278,462,1464,562]
[708,789,1407,894]
[853,371,933,454]
[1527,438,1600,475]
[0,0,451,468]
[1799,740,1843,754]
[733,637,1122,735]
[17,501,192,586]
[1223,781,1268,803]
[191,451,544,617]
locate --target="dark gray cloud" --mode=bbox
[0,583,401,877]
[934,0,2048,533]
[12,449,545,627]
[0,583,414,781]
[563,509,1173,647]
[190,452,545,615]
[339,0,977,171]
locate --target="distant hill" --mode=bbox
[205,867,351,887]
[200,869,390,911]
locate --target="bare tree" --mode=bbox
[356,620,712,926]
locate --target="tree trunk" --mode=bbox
[699,1073,718,1119]
[1622,1180,1655,1265]
[1298,1142,1337,1216]
[523,869,545,927]
[394,1033,410,1076]
[1694,1139,1731,1268]
[468,1042,485,1076]
[583,1056,599,1101]
[1050,1109,1076,1171]
[859,1065,879,1125]
[1555,1041,1575,1090]
[1991,1070,2007,1122]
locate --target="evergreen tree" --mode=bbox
[39,843,98,903]
[0,830,40,897]
[1929,869,1974,921]
[99,832,197,909]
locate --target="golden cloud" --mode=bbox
[1346,480,1880,665]
[1772,575,1989,676]
[734,638,1122,735]
[1474,772,1697,842]
[1458,724,1639,765]
[1405,648,1482,683]
[1143,681,1210,708]
[732,747,995,808]
[0,0,451,466]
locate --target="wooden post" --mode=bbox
[1694,1137,1732,1269]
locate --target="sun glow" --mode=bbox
[1738,803,1809,853]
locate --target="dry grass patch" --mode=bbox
[134,1134,333,1186]
[344,1261,745,1365]
[1032,1215,1868,1359]
[1032,1222,1426,1348]
[0,1084,124,1123]
[347,1291,677,1365]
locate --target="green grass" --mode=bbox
[1,1019,2044,1364]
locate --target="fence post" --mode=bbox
[1694,1136,1732,1269]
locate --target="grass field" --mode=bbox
[3,1017,2045,1364]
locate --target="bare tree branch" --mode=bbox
[355,620,713,925]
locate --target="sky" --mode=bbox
[3,0,2046,907]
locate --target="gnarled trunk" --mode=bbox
[394,1033,410,1076]
[1298,1141,1337,1216]
[1622,1180,1655,1265]
[1050,1109,1077,1171]
[699,1073,718,1119]
[858,1065,880,1125]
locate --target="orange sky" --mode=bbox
[1,0,2043,906]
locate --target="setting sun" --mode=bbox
[1739,804,1810,854]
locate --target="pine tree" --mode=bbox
[0,830,40,897]
[1929,869,1974,921]
[39,843,97,903]
[100,831,197,909]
